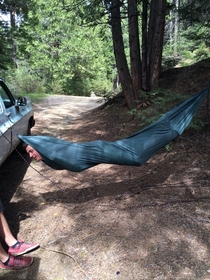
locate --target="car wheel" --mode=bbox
[27,125,31,136]
[17,123,31,152]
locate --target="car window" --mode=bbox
[0,103,3,114]
[0,82,14,109]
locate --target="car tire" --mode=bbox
[17,123,31,153]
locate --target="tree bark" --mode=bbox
[110,0,136,110]
[142,0,150,91]
[174,0,179,56]
[147,0,166,88]
[10,10,17,68]
[128,0,142,101]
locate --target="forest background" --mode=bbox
[0,0,209,111]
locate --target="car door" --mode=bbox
[0,80,29,149]
[0,88,13,165]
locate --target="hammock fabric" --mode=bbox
[18,87,209,172]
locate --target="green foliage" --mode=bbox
[1,0,210,98]
[49,81,63,95]
[18,0,114,96]
[165,143,174,153]
[187,116,206,131]
[193,42,210,61]
[128,87,206,152]
[179,0,210,28]
[127,108,138,117]
[161,55,181,71]
[26,92,48,102]
[131,88,206,136]
[163,29,210,69]
[133,88,188,128]
[163,0,210,70]
[104,103,114,110]
[5,63,46,96]
[0,21,14,70]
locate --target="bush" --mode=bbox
[5,65,46,96]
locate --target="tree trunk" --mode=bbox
[142,0,150,91]
[128,0,142,101]
[110,0,136,110]
[10,10,17,68]
[147,0,166,88]
[174,0,179,56]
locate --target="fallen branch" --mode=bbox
[41,246,90,279]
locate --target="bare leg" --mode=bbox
[0,244,9,263]
[0,211,17,262]
[0,211,17,247]
[0,210,35,270]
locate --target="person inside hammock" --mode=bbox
[21,121,179,172]
[23,135,150,172]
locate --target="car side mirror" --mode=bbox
[16,97,27,106]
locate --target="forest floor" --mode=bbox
[0,58,210,280]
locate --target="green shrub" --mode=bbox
[5,64,46,96]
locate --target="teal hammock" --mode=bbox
[18,87,209,172]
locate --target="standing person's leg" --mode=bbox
[0,211,18,247]
[0,208,17,264]
[0,199,39,270]
[0,243,10,263]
